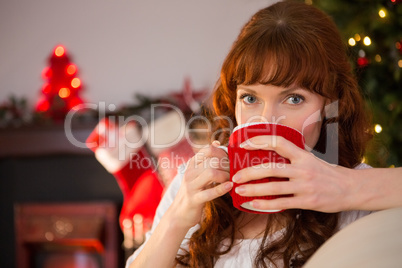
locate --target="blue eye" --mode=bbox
[286,94,304,105]
[240,94,257,104]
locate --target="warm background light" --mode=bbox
[378,9,386,18]
[363,36,371,46]
[41,67,52,79]
[54,46,65,57]
[71,78,81,88]
[66,64,77,75]
[354,34,361,41]
[58,87,71,98]
[348,38,356,46]
[36,100,50,112]
[374,124,383,133]
[42,84,51,94]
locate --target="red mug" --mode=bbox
[219,122,305,214]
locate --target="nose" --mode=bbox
[259,104,280,123]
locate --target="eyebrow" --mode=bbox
[236,87,258,95]
[279,86,302,96]
[237,85,302,96]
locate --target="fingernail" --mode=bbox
[239,142,245,148]
[224,182,233,190]
[235,186,245,195]
[232,174,240,182]
[251,200,259,208]
[212,140,221,147]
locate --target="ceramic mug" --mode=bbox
[218,122,305,214]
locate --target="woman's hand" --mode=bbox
[232,135,355,213]
[167,141,232,228]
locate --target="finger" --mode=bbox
[211,141,230,160]
[192,164,230,189]
[240,135,305,162]
[249,196,302,211]
[186,158,230,190]
[195,181,233,203]
[190,152,230,173]
[234,181,299,197]
[193,148,211,166]
[232,163,296,183]
[193,143,229,168]
[249,193,330,211]
[198,141,229,158]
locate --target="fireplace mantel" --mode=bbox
[0,122,97,157]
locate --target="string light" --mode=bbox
[59,87,71,98]
[54,46,65,57]
[374,124,382,133]
[378,9,386,18]
[354,34,361,42]
[398,60,402,68]
[71,78,81,88]
[375,54,382,62]
[357,57,369,67]
[37,99,50,112]
[42,67,52,79]
[66,64,77,75]
[348,38,356,46]
[42,84,52,94]
[363,36,371,46]
[68,97,83,110]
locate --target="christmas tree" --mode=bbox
[35,45,85,121]
[309,0,402,167]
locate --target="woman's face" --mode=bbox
[235,83,327,150]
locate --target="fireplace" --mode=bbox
[14,203,118,268]
[0,123,124,267]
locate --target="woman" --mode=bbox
[127,1,401,267]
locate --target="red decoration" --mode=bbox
[396,41,402,54]
[357,57,369,67]
[86,118,164,239]
[35,45,85,121]
[168,77,210,114]
[86,111,196,244]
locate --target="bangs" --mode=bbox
[229,27,331,97]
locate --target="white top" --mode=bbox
[126,163,373,268]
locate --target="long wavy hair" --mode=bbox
[176,1,372,267]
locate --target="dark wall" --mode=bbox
[0,154,123,268]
